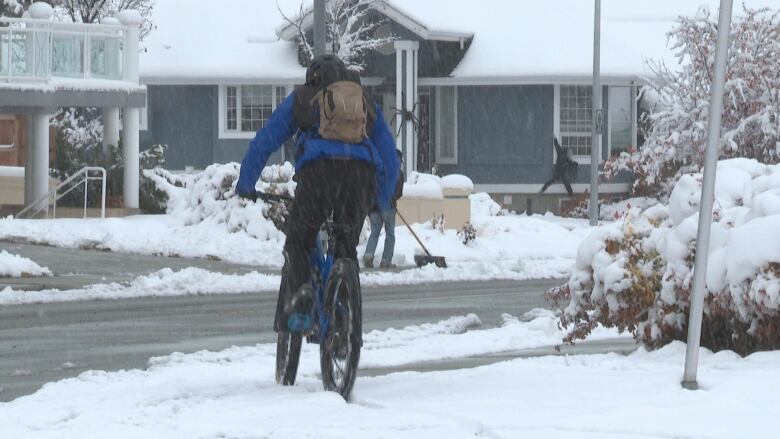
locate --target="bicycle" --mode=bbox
[256,192,363,400]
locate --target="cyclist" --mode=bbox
[235,54,400,334]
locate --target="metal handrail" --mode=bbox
[16,166,106,219]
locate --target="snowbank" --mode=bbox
[0,267,278,305]
[0,251,51,278]
[554,159,780,353]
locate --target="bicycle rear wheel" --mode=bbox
[276,331,302,385]
[320,258,362,400]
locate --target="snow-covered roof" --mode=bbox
[141,0,779,84]
[140,0,307,84]
[388,0,780,82]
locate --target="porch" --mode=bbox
[0,3,146,217]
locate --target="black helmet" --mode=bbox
[305,54,353,88]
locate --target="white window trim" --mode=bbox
[435,85,458,165]
[553,84,560,164]
[218,84,286,139]
[606,84,639,159]
[556,83,611,165]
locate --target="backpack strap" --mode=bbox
[293,85,318,131]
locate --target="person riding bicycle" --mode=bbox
[235,54,400,334]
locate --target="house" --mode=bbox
[139,0,773,213]
[0,3,146,215]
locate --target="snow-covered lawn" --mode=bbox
[0,311,772,438]
[0,250,51,278]
[0,196,591,281]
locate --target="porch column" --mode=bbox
[394,40,419,179]
[29,112,51,214]
[122,108,139,208]
[102,107,120,155]
[117,10,142,209]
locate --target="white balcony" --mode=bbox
[0,17,130,83]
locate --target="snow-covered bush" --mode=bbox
[549,159,780,355]
[458,222,477,246]
[605,6,780,199]
[149,162,296,239]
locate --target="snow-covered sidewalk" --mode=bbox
[0,311,772,438]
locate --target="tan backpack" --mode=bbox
[314,81,368,144]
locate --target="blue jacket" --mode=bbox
[236,91,400,210]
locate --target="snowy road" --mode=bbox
[0,278,569,401]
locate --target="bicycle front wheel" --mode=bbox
[276,331,302,386]
[320,258,362,400]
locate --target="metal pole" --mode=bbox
[589,0,602,226]
[682,0,733,391]
[101,168,106,219]
[313,0,326,57]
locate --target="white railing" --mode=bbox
[17,166,106,219]
[0,17,125,82]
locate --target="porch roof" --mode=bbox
[141,0,778,85]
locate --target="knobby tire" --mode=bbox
[320,258,362,400]
[276,331,302,386]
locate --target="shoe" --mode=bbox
[285,284,314,333]
[363,255,374,268]
[379,261,396,269]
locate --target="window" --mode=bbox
[220,85,288,138]
[560,85,592,157]
[609,86,633,157]
[436,86,457,164]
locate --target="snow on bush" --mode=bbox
[0,251,52,278]
[605,6,780,199]
[149,162,296,240]
[549,159,780,355]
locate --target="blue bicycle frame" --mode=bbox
[306,225,336,344]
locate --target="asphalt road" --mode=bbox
[0,278,601,402]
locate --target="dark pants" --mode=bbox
[274,159,376,332]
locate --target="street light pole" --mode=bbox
[589,0,602,226]
[313,0,326,57]
[682,0,733,391]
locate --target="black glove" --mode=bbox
[237,189,257,202]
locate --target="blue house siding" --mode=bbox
[437,84,619,187]
[142,85,284,169]
[141,85,215,169]
[438,85,555,184]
